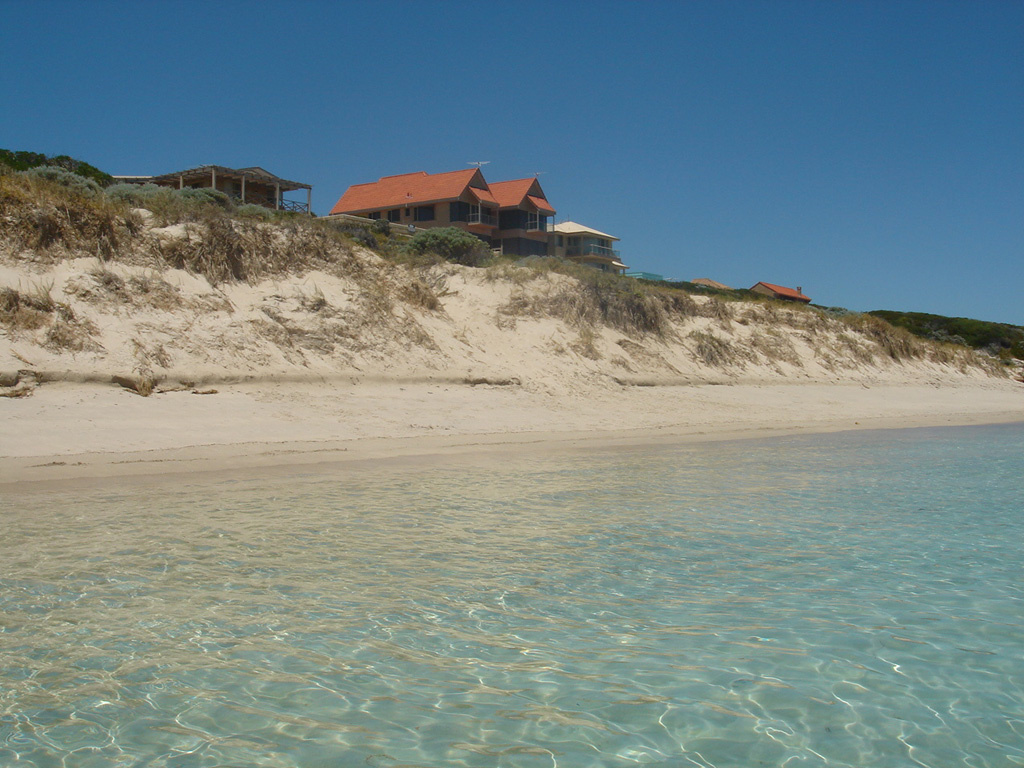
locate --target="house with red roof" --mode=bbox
[329,169,555,256]
[750,282,812,303]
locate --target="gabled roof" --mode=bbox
[330,168,488,214]
[752,282,811,302]
[488,178,555,214]
[470,186,498,206]
[551,221,619,241]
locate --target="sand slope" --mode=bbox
[1,221,1021,485]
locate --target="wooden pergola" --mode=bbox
[143,165,312,212]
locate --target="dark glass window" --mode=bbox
[449,201,470,222]
[414,205,435,222]
[387,209,401,222]
[499,210,527,230]
[501,237,548,257]
[367,211,381,220]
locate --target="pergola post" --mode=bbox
[306,187,311,213]
[241,174,246,204]
[178,175,184,190]
[275,183,281,210]
[211,168,216,190]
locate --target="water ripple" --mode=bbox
[2,424,1023,766]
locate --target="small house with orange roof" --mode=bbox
[329,169,556,256]
[750,282,811,303]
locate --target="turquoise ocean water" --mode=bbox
[1,423,1023,767]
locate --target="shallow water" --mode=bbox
[2,424,1023,767]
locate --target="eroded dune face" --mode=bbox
[2,177,1019,481]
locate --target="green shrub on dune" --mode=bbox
[20,165,102,197]
[0,148,113,187]
[406,226,491,267]
[870,309,1024,361]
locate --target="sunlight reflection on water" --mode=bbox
[2,424,1023,767]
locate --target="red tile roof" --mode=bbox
[488,178,534,208]
[488,178,555,214]
[752,282,811,302]
[470,186,498,206]
[330,169,487,214]
[527,195,555,214]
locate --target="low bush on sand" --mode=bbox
[406,227,492,267]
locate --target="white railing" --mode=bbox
[466,212,497,226]
[567,244,621,258]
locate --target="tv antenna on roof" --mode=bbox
[533,171,547,177]
[468,161,490,168]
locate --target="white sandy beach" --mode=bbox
[2,377,1021,488]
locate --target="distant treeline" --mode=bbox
[0,148,113,187]
[869,310,1024,361]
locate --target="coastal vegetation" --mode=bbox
[0,155,1012,397]
[869,309,1024,362]
[0,148,113,187]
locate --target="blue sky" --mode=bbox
[2,0,1021,324]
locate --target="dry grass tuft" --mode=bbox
[832,332,877,367]
[700,297,734,324]
[1,282,100,352]
[128,274,184,311]
[500,266,701,338]
[67,267,186,312]
[0,173,132,259]
[690,330,742,368]
[848,314,925,362]
[483,259,551,285]
[297,285,330,313]
[748,329,802,369]
[399,278,441,311]
[572,326,601,359]
[132,338,172,369]
[1,283,56,332]
[152,211,363,286]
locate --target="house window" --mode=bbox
[387,209,401,223]
[499,210,527,230]
[367,211,381,220]
[414,205,435,222]
[501,237,548,257]
[449,201,470,222]
[557,235,564,247]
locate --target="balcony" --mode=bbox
[567,244,621,259]
[466,211,497,226]
[228,193,309,213]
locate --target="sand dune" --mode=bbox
[2,211,1021,487]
